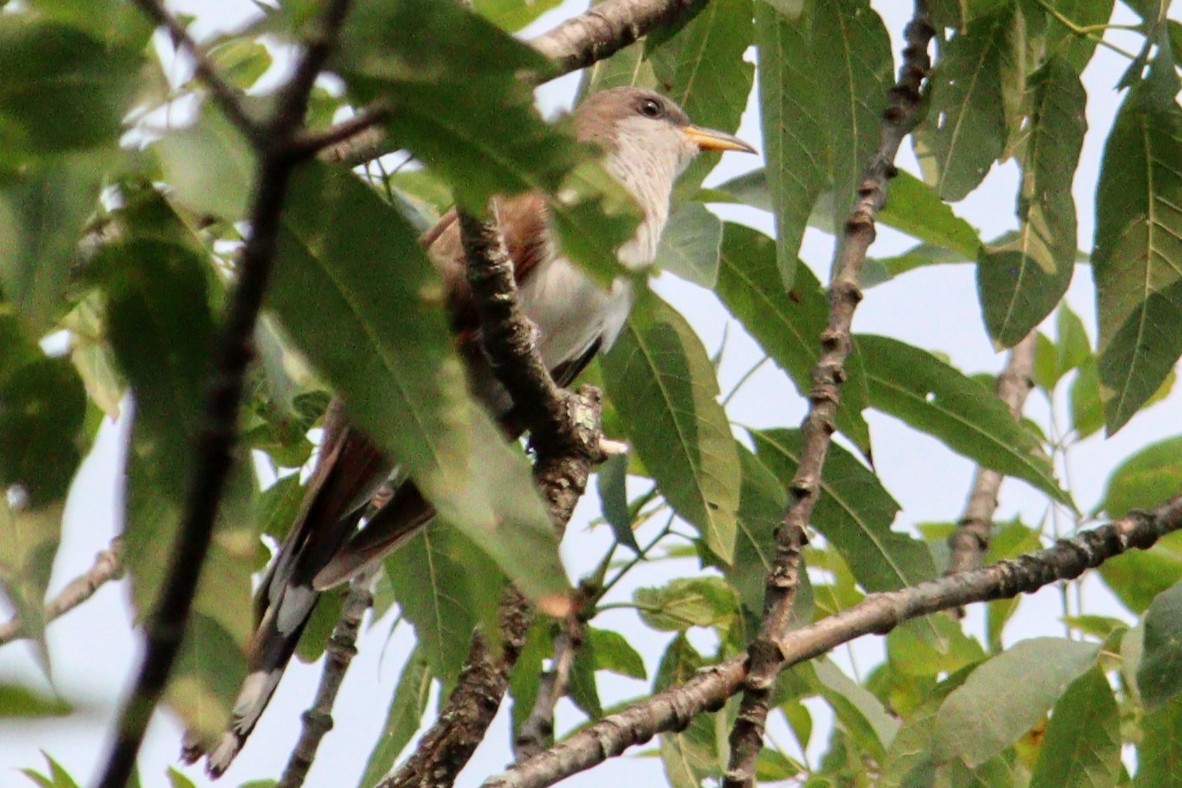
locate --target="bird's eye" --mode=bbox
[638,98,664,119]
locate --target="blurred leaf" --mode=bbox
[814,659,899,761]
[576,39,656,100]
[0,20,138,162]
[1093,57,1182,433]
[1028,667,1120,788]
[61,294,125,418]
[99,224,255,739]
[166,766,197,788]
[1064,614,1129,641]
[755,748,801,781]
[716,223,871,453]
[471,0,562,31]
[1100,533,1182,614]
[1137,693,1182,785]
[271,163,569,604]
[860,334,1069,504]
[596,453,639,552]
[880,666,975,786]
[0,684,71,717]
[915,6,1016,200]
[648,0,754,193]
[385,523,503,682]
[294,588,342,664]
[359,646,432,788]
[154,109,254,220]
[634,576,738,631]
[1099,436,1182,519]
[0,154,106,334]
[752,428,937,593]
[24,0,154,47]
[753,0,826,286]
[602,294,740,563]
[654,203,722,288]
[20,752,80,788]
[209,39,272,90]
[1138,582,1182,709]
[589,628,647,680]
[933,638,1100,767]
[978,57,1085,347]
[509,620,552,735]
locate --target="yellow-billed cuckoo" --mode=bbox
[188,87,755,777]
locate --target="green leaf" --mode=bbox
[576,40,656,100]
[655,634,720,786]
[0,20,139,161]
[648,0,755,194]
[0,154,106,334]
[886,616,986,677]
[359,647,432,788]
[0,684,71,717]
[601,294,740,563]
[715,223,871,453]
[653,203,722,288]
[61,294,125,419]
[470,0,563,31]
[879,171,983,259]
[1100,534,1182,614]
[978,57,1085,347]
[754,0,827,286]
[154,109,255,220]
[1099,436,1182,519]
[270,162,569,604]
[752,428,937,593]
[915,6,1016,200]
[634,576,738,631]
[569,636,603,718]
[20,752,80,788]
[596,453,640,552]
[755,748,801,781]
[97,211,255,740]
[588,628,647,680]
[1046,0,1116,73]
[1028,667,1121,788]
[728,446,787,615]
[1138,582,1182,709]
[1056,303,1092,377]
[384,523,503,682]
[932,637,1100,767]
[1093,60,1182,432]
[209,39,273,91]
[879,666,974,787]
[509,620,552,735]
[1137,693,1182,785]
[860,334,1069,505]
[814,659,899,760]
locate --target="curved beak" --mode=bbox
[683,125,757,154]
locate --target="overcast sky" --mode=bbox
[2,1,1180,786]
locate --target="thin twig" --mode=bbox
[278,566,377,788]
[323,0,701,165]
[0,539,123,645]
[945,330,1038,575]
[723,5,936,785]
[486,494,1182,788]
[514,615,586,761]
[96,3,354,786]
[129,0,260,141]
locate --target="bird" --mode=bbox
[185,86,755,777]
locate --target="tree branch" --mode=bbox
[0,538,123,646]
[96,3,355,786]
[128,0,260,141]
[377,210,607,786]
[723,4,936,785]
[946,330,1038,576]
[514,614,586,761]
[278,566,377,788]
[486,494,1182,788]
[322,0,701,166]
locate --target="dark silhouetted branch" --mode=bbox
[96,3,355,786]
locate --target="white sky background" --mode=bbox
[2,1,1181,786]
